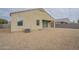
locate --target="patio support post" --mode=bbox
[53,21,55,29]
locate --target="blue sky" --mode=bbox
[0,8,79,22]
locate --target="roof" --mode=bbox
[10,8,46,14]
[10,8,55,21]
[55,18,71,23]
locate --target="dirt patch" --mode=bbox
[0,28,79,50]
[0,29,10,33]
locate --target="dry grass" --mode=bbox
[0,28,79,50]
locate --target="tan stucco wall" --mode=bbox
[11,9,54,32]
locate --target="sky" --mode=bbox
[0,8,79,22]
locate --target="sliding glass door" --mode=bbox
[42,20,48,28]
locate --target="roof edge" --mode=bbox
[10,8,45,16]
[10,8,55,21]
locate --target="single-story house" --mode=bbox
[10,8,55,32]
[55,18,71,24]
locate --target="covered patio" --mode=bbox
[42,20,55,28]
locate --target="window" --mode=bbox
[17,16,23,26]
[36,20,40,26]
[17,20,23,26]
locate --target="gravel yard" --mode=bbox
[0,28,79,50]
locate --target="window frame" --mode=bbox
[36,20,40,26]
[17,20,23,26]
[17,16,23,26]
